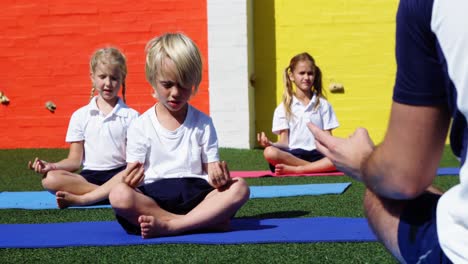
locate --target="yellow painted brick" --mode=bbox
[254,0,399,143]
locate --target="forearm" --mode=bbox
[269,141,289,150]
[361,104,450,199]
[362,144,444,200]
[52,158,82,172]
[271,132,289,149]
[54,141,84,172]
[360,146,411,199]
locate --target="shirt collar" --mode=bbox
[292,92,318,108]
[88,96,127,117]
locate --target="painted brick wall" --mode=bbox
[0,0,208,149]
[254,0,399,143]
[207,0,255,148]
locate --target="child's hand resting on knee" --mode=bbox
[257,132,272,148]
[28,157,57,174]
[206,161,231,189]
[123,162,145,188]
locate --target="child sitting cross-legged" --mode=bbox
[108,33,250,238]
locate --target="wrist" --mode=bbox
[49,163,58,170]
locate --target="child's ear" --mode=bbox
[89,72,94,83]
[288,71,294,82]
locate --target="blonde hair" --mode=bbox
[145,33,202,95]
[282,52,324,121]
[89,47,128,102]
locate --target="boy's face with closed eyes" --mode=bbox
[152,58,192,113]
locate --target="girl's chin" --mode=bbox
[99,95,117,101]
[101,91,117,99]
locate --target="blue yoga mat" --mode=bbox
[437,167,459,175]
[0,217,376,248]
[0,183,351,210]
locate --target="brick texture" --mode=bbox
[254,0,398,143]
[0,0,208,148]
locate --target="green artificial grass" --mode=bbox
[0,147,461,263]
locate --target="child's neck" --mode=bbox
[295,89,313,105]
[155,103,188,131]
[96,97,117,116]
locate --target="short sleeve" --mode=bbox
[126,118,149,164]
[272,104,289,134]
[319,100,340,130]
[200,117,220,163]
[393,0,447,105]
[65,110,85,143]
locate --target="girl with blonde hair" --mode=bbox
[257,52,339,175]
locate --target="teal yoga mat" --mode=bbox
[0,217,376,248]
[0,182,351,209]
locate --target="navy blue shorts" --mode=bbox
[80,165,126,186]
[398,192,452,263]
[116,177,214,235]
[268,148,325,172]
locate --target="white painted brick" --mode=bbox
[208,0,254,149]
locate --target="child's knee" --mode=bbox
[41,171,61,191]
[263,146,278,161]
[109,183,135,209]
[230,178,250,203]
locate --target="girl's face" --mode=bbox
[289,60,315,93]
[91,62,122,102]
[153,58,192,113]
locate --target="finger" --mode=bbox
[222,161,231,179]
[123,166,136,185]
[314,139,332,158]
[131,166,145,187]
[209,176,219,188]
[127,164,143,186]
[307,123,323,138]
[126,162,140,173]
[34,160,43,173]
[35,159,45,172]
[29,157,39,170]
[208,178,217,188]
[308,123,336,149]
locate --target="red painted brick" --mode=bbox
[0,0,209,148]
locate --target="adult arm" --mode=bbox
[362,102,450,199]
[310,101,450,200]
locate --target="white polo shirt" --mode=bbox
[65,97,139,170]
[126,104,219,184]
[272,94,339,151]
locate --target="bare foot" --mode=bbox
[138,215,174,238]
[275,164,301,175]
[56,191,86,209]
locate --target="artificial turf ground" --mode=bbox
[0,147,460,263]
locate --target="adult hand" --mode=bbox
[207,161,231,189]
[308,123,375,181]
[123,162,145,188]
